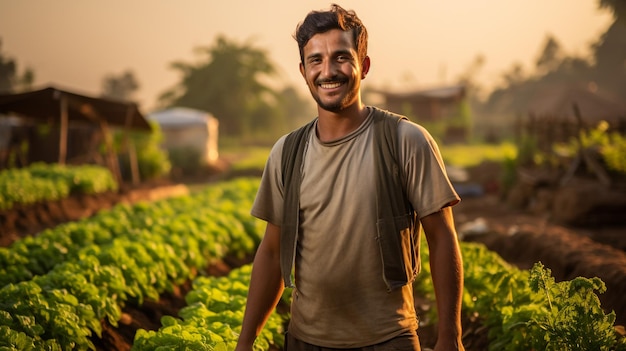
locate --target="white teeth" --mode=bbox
[320,82,341,89]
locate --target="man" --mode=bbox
[235,4,465,351]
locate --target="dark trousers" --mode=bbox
[284,331,421,351]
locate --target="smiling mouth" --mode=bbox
[319,82,343,89]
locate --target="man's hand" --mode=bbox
[433,338,465,351]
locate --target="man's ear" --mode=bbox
[299,62,305,79]
[361,56,371,79]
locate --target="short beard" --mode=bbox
[310,83,358,113]
[313,95,344,112]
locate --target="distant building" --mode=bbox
[148,107,219,166]
[368,84,469,142]
[525,87,626,152]
[0,86,151,182]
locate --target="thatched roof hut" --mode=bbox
[524,87,626,151]
[528,87,626,126]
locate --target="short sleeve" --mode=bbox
[398,120,460,218]
[250,135,287,226]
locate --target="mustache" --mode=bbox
[315,75,348,85]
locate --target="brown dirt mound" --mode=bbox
[0,182,188,247]
[456,194,626,327]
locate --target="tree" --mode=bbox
[535,34,564,75]
[275,86,316,131]
[594,0,626,99]
[0,39,34,93]
[158,35,281,137]
[502,62,526,88]
[476,0,625,141]
[456,54,486,102]
[101,70,140,101]
[599,0,626,22]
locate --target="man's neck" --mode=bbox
[316,104,368,142]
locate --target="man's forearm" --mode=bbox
[422,208,465,349]
[237,253,284,349]
[429,235,464,338]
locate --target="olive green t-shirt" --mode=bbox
[251,107,459,348]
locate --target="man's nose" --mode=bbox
[320,59,337,79]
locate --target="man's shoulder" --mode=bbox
[271,134,288,152]
[370,106,407,122]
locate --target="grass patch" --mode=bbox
[441,142,517,168]
[218,142,517,176]
[221,146,271,173]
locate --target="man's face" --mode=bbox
[299,29,369,113]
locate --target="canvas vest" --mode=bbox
[280,108,420,292]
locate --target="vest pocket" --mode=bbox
[377,214,418,291]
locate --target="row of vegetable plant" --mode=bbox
[0,162,118,210]
[0,178,268,350]
[129,234,626,351]
[0,177,263,287]
[133,265,286,351]
[415,240,626,351]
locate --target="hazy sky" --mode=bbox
[0,1,613,111]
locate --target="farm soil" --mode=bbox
[1,177,625,350]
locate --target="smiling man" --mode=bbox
[235,4,465,351]
[300,27,367,112]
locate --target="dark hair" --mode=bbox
[294,4,368,64]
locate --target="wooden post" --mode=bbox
[99,119,122,184]
[128,141,139,185]
[573,103,611,186]
[124,106,140,185]
[58,94,68,165]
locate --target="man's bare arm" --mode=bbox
[421,207,465,351]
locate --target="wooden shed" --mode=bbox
[0,86,151,183]
[370,84,466,121]
[369,84,468,142]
